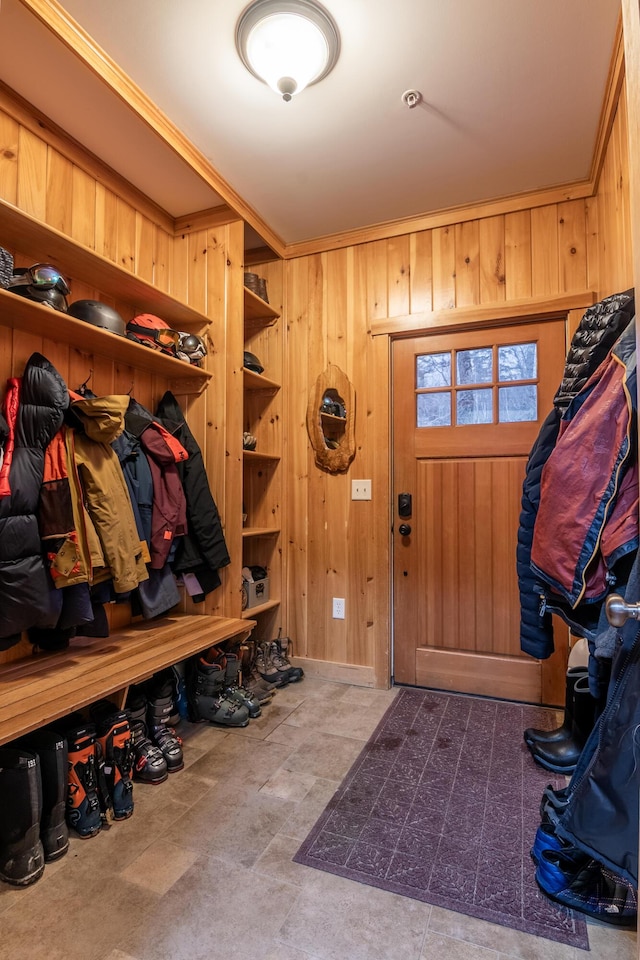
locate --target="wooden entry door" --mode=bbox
[392,320,567,702]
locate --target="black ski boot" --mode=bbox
[530,676,598,774]
[91,701,135,819]
[15,729,69,861]
[524,667,588,748]
[65,721,102,839]
[187,657,250,727]
[0,747,45,886]
[146,678,184,774]
[216,650,262,718]
[125,692,169,785]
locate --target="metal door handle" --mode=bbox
[605,593,640,627]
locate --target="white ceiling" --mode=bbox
[0,0,621,249]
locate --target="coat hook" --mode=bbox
[78,369,93,395]
[127,381,135,396]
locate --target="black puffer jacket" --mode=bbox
[0,352,69,648]
[517,290,635,660]
[155,391,230,598]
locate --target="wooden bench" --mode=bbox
[0,614,255,746]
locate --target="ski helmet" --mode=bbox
[68,300,125,336]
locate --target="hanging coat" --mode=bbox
[155,390,230,598]
[0,352,69,647]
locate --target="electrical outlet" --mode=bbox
[332,597,345,619]
[351,479,372,500]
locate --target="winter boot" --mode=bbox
[15,729,69,861]
[240,641,276,704]
[255,641,290,688]
[91,701,134,819]
[529,676,598,774]
[269,632,304,682]
[187,657,250,727]
[524,667,588,747]
[146,678,184,774]
[64,721,102,839]
[0,748,45,886]
[216,650,262,718]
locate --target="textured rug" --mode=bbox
[293,687,589,950]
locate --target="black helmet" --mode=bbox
[9,283,68,312]
[243,350,264,374]
[68,300,125,336]
[177,332,207,365]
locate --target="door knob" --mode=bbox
[605,593,640,627]
[398,523,411,536]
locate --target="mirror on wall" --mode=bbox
[306,364,355,473]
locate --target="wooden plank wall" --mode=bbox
[284,79,633,688]
[0,92,243,665]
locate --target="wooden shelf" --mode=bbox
[321,412,347,424]
[0,615,255,746]
[0,198,209,331]
[244,286,279,325]
[243,449,281,463]
[241,599,280,619]
[242,526,280,538]
[0,288,212,394]
[243,367,281,392]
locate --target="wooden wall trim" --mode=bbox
[20,0,286,258]
[0,80,175,234]
[174,206,243,236]
[282,183,594,259]
[590,12,626,192]
[371,291,596,337]
[621,0,640,304]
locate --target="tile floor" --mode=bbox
[0,678,636,960]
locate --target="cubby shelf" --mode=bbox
[243,367,281,392]
[241,598,280,620]
[244,285,279,325]
[242,449,281,463]
[0,288,211,394]
[0,197,209,332]
[242,527,280,538]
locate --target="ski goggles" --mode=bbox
[126,321,181,350]
[9,263,70,296]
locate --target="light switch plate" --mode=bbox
[351,479,372,500]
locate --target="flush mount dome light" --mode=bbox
[236,0,340,101]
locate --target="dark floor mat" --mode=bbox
[293,687,589,950]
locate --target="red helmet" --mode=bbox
[126,314,180,357]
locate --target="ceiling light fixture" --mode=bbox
[236,0,340,102]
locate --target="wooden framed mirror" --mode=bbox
[306,364,356,473]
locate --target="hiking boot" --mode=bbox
[91,701,134,820]
[255,642,290,688]
[187,657,250,727]
[239,642,276,703]
[65,722,102,838]
[269,634,304,683]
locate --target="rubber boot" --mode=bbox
[269,633,304,682]
[529,676,598,774]
[216,650,262,718]
[0,748,45,886]
[146,683,184,774]
[524,668,588,747]
[65,722,102,838]
[91,701,135,819]
[15,729,69,861]
[188,657,250,727]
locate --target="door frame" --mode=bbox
[370,291,596,696]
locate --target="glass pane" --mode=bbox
[417,392,451,426]
[498,342,537,382]
[499,385,537,422]
[456,389,493,425]
[456,348,492,385]
[416,352,451,388]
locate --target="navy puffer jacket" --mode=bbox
[518,290,635,660]
[0,352,69,647]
